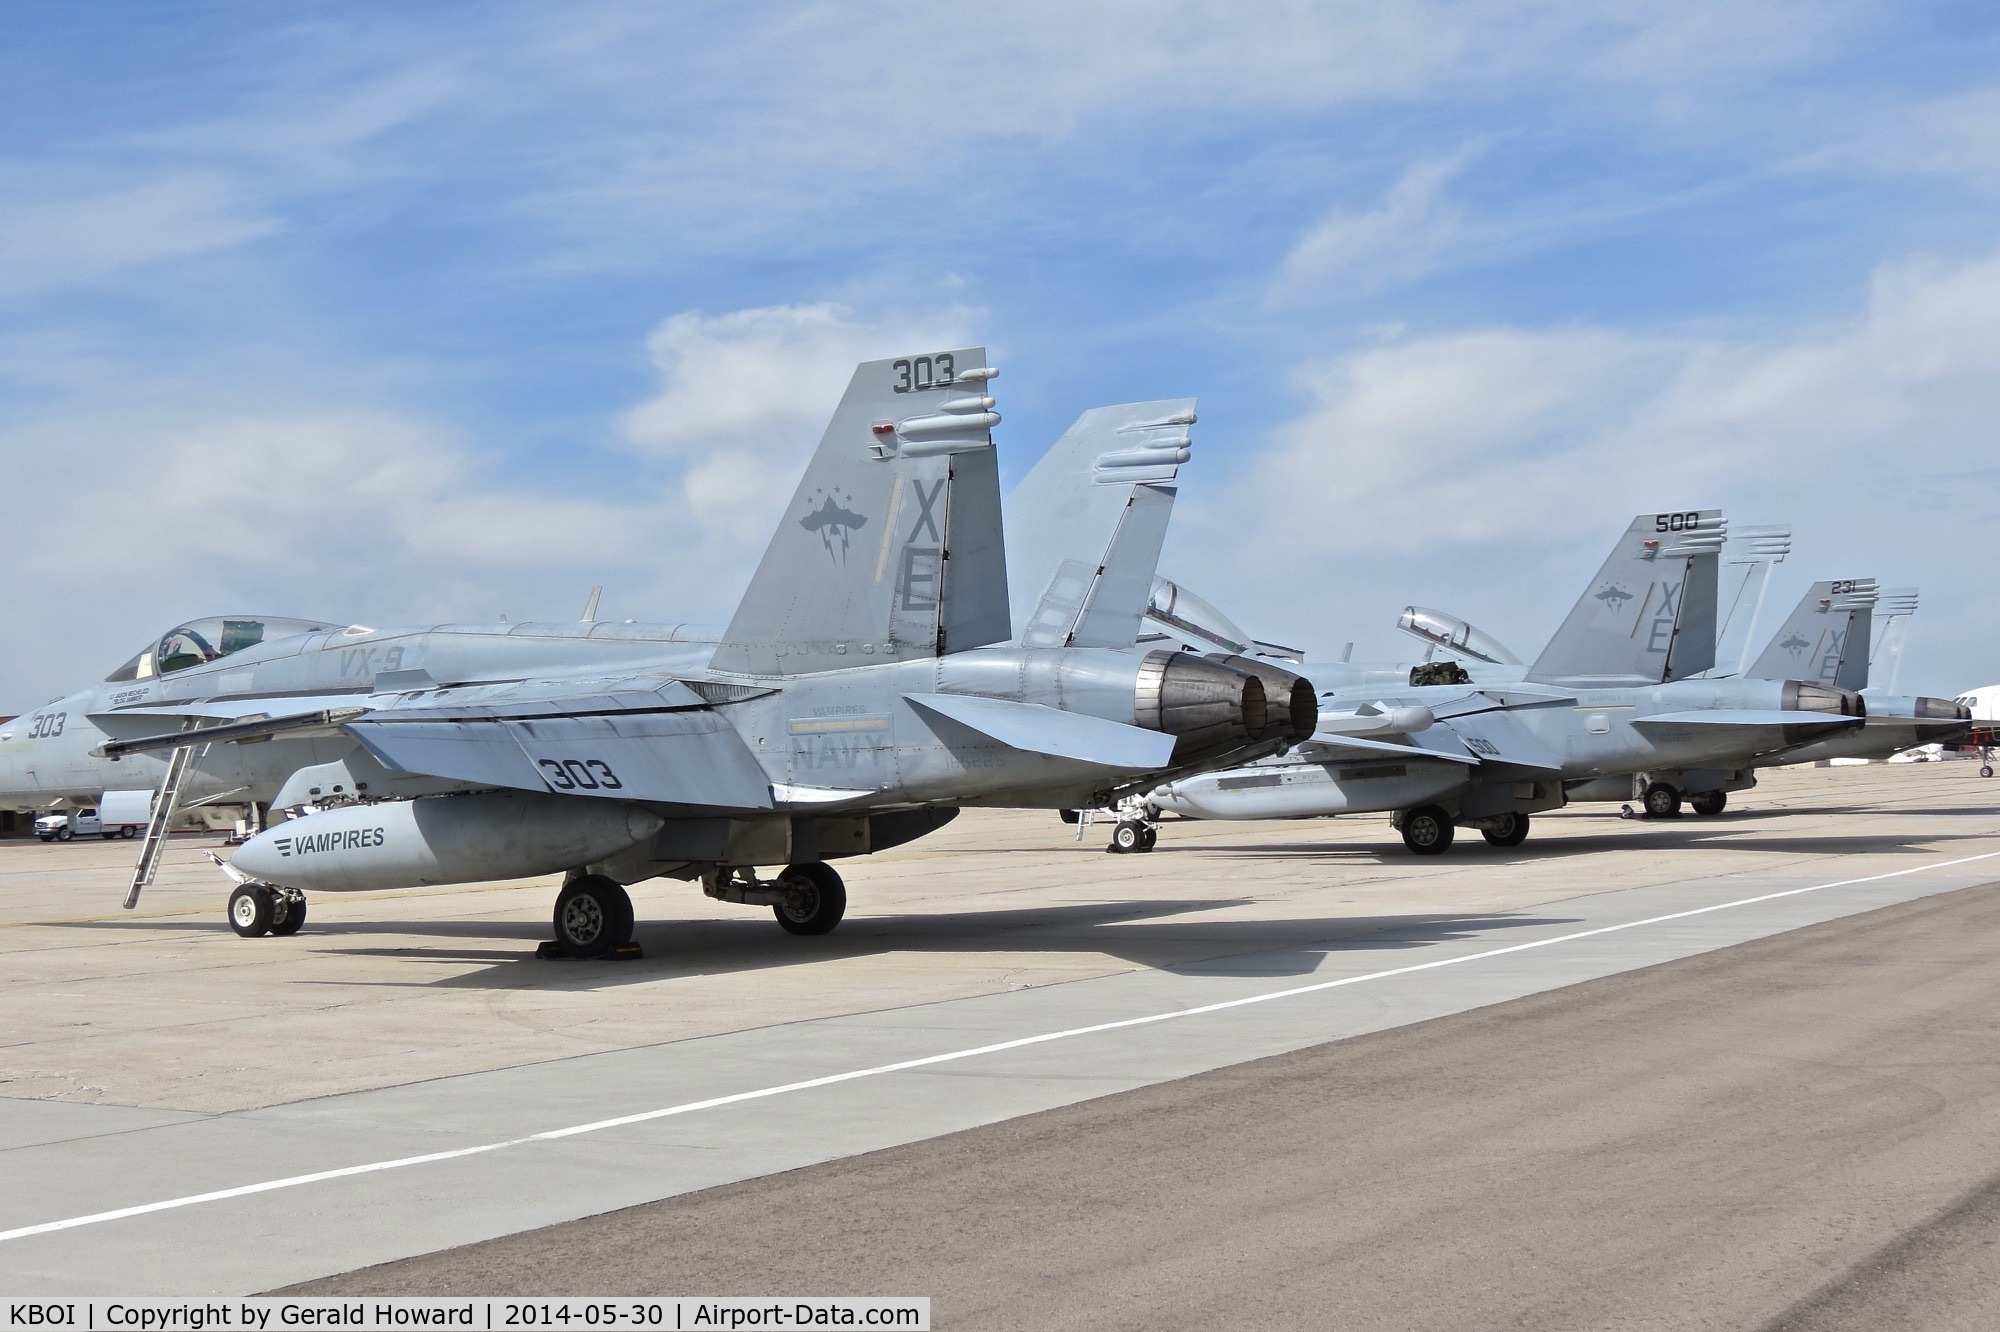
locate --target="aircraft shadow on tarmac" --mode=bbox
[1205,824,1996,862]
[256,899,1582,991]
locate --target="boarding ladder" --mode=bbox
[123,740,198,909]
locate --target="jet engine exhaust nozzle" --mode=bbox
[1780,680,1867,746]
[1782,681,1867,718]
[1205,653,1318,742]
[1133,650,1315,763]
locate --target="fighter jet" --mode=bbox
[1730,579,1969,774]
[1140,510,1888,852]
[11,354,1314,952]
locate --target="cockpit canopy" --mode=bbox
[104,617,340,682]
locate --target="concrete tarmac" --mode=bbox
[290,880,2000,1331]
[3,762,1999,1301]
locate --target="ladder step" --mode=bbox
[124,744,196,909]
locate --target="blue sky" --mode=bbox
[4,0,1999,702]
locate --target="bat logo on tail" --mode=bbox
[799,490,868,565]
[1778,633,1810,655]
[1594,584,1634,610]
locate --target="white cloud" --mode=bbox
[0,301,985,705]
[619,302,979,537]
[1181,244,2000,695]
[0,170,278,297]
[1276,156,1472,299]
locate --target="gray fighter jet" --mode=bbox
[7,353,1313,951]
[1734,579,1967,771]
[1142,510,1915,853]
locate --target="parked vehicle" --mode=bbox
[35,790,153,841]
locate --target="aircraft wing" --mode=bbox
[349,709,774,809]
[99,675,780,811]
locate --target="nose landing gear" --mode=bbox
[226,883,307,938]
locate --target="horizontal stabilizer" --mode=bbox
[1631,710,1865,728]
[905,693,1176,769]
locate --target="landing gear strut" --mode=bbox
[705,862,849,936]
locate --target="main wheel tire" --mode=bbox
[1111,821,1145,853]
[1137,825,1159,852]
[1481,812,1530,847]
[1642,782,1683,819]
[1689,790,1727,816]
[552,875,634,957]
[774,862,847,936]
[229,884,275,938]
[1401,805,1455,855]
[1983,765,1995,778]
[269,893,307,937]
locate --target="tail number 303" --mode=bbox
[538,758,624,791]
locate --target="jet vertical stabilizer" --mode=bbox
[1009,399,1196,649]
[1526,510,1727,687]
[1746,579,1877,689]
[712,350,1009,675]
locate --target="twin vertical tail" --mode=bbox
[1006,399,1195,649]
[1746,579,1877,689]
[1526,510,1727,687]
[711,350,1010,676]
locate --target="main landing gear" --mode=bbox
[1400,805,1455,855]
[550,873,635,958]
[1689,790,1727,816]
[1641,782,1683,819]
[703,862,849,937]
[227,883,307,938]
[1481,812,1531,847]
[1396,806,1535,854]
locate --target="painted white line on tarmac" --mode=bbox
[7,847,1998,1245]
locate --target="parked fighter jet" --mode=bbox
[1732,580,1968,773]
[16,354,1313,951]
[1142,510,1886,853]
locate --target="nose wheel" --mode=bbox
[1107,819,1158,854]
[227,884,307,938]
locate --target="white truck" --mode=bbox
[35,789,153,842]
